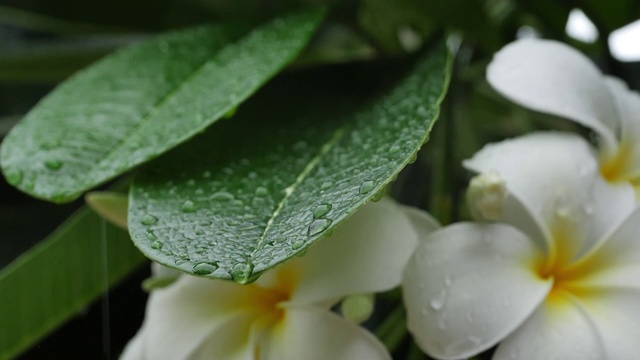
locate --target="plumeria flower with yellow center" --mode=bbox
[487,39,640,191]
[403,132,640,359]
[121,197,439,360]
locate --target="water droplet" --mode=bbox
[444,275,453,287]
[429,289,447,311]
[223,107,237,119]
[181,200,198,213]
[291,240,305,250]
[359,180,376,195]
[468,335,482,345]
[195,230,204,235]
[151,241,163,250]
[44,159,63,170]
[255,186,268,196]
[371,187,386,202]
[193,262,218,275]
[203,170,211,178]
[390,144,401,153]
[307,218,332,236]
[230,262,254,283]
[4,168,23,185]
[210,191,234,201]
[407,152,418,164]
[146,230,157,240]
[186,179,196,186]
[312,204,332,219]
[141,214,158,226]
[320,181,332,190]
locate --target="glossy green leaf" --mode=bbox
[129,45,451,283]
[0,208,146,359]
[0,9,325,203]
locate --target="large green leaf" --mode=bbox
[0,208,147,359]
[0,9,325,203]
[129,45,451,283]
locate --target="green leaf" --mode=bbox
[0,9,325,203]
[0,208,147,359]
[129,44,451,283]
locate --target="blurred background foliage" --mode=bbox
[0,0,638,358]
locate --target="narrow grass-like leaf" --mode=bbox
[0,208,147,359]
[1,9,325,203]
[130,45,450,283]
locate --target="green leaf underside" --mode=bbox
[0,208,147,359]
[129,45,450,283]
[0,9,325,203]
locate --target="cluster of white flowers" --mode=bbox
[404,39,640,359]
[118,39,640,360]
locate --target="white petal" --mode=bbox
[494,295,605,360]
[464,132,634,261]
[487,39,618,153]
[565,206,640,289]
[286,197,419,305]
[604,77,640,178]
[402,223,552,360]
[576,289,640,360]
[261,306,391,360]
[150,262,181,279]
[120,328,145,360]
[187,313,257,360]
[399,205,441,240]
[141,275,261,360]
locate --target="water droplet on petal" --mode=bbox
[359,180,376,195]
[141,214,158,226]
[312,204,332,219]
[44,159,63,170]
[193,262,218,275]
[429,289,447,311]
[181,200,198,213]
[307,218,332,236]
[230,262,254,283]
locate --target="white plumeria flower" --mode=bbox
[403,132,640,359]
[121,197,439,360]
[487,39,640,190]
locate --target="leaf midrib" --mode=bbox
[251,127,347,258]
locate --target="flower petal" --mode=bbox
[187,313,258,360]
[261,306,391,360]
[140,275,262,360]
[565,206,640,289]
[284,197,420,305]
[493,295,605,360]
[399,204,441,240]
[402,223,552,360]
[487,39,618,153]
[576,289,640,360]
[464,132,634,261]
[120,327,145,360]
[604,77,640,179]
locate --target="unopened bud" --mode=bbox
[466,172,507,221]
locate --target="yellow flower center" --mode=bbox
[601,141,640,188]
[251,266,298,323]
[537,208,596,306]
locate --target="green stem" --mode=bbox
[375,305,408,353]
